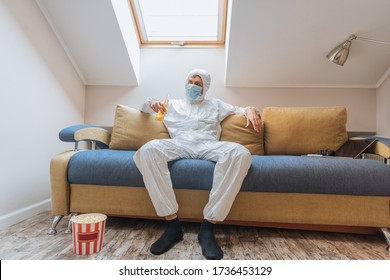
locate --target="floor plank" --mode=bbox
[0,211,389,260]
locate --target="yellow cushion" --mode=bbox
[263,107,348,155]
[109,104,263,154]
[220,114,264,155]
[109,104,170,150]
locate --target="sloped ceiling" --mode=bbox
[37,0,390,88]
[36,0,139,85]
[226,0,390,88]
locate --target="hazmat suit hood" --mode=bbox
[185,69,211,103]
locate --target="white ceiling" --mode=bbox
[36,0,139,85]
[37,0,390,88]
[226,0,390,88]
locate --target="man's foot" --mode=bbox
[198,220,223,260]
[150,217,183,255]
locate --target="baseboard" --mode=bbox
[0,199,51,231]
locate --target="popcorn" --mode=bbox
[71,213,107,224]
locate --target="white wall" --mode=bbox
[86,48,376,133]
[376,72,390,137]
[0,0,85,229]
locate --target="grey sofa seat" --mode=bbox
[68,149,390,196]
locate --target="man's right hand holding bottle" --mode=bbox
[150,100,168,114]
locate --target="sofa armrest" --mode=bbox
[367,137,390,159]
[350,136,390,159]
[50,150,78,216]
[59,125,111,150]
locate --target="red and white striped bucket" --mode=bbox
[71,213,107,255]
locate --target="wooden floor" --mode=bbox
[0,211,389,260]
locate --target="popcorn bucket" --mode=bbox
[71,213,107,255]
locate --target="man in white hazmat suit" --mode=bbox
[133,69,261,260]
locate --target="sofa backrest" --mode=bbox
[109,105,169,150]
[107,104,348,156]
[262,106,348,155]
[108,104,264,155]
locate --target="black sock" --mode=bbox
[198,220,223,260]
[150,218,183,255]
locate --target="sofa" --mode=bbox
[49,105,390,251]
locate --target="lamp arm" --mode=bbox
[356,36,390,45]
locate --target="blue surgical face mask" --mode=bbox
[185,84,203,102]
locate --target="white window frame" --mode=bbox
[129,0,228,47]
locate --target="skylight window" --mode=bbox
[129,0,227,46]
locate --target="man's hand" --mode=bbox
[150,100,167,114]
[245,108,262,132]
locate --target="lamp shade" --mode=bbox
[327,34,390,66]
[326,40,353,66]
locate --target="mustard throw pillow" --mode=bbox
[263,107,348,155]
[109,104,170,150]
[220,114,264,155]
